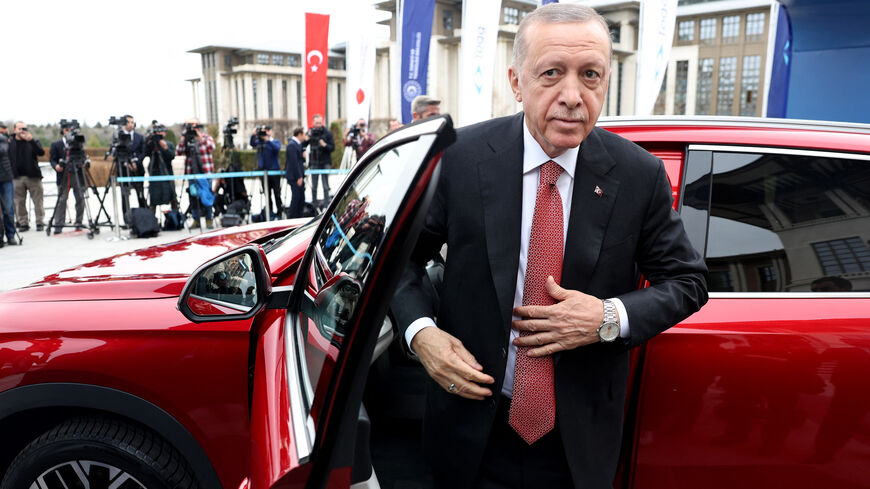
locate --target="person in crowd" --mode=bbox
[250,125,282,219]
[391,5,708,489]
[388,118,403,132]
[144,123,177,211]
[49,123,85,234]
[176,118,216,229]
[344,118,376,161]
[0,123,16,246]
[119,115,147,215]
[411,95,441,121]
[285,127,307,219]
[303,114,335,205]
[9,122,46,232]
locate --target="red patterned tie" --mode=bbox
[509,160,563,444]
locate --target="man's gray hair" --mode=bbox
[512,3,612,69]
[412,95,441,116]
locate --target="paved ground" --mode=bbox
[1,162,342,292]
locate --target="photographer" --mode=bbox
[49,122,85,234]
[303,114,334,204]
[144,123,177,211]
[249,125,282,219]
[344,118,375,160]
[176,118,216,228]
[9,122,46,232]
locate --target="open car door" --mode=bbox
[248,116,456,489]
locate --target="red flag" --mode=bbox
[305,13,330,128]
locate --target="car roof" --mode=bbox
[597,116,870,154]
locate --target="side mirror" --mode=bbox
[177,244,272,323]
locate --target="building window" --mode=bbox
[617,61,623,116]
[813,238,870,275]
[653,68,667,115]
[288,55,300,67]
[722,15,740,43]
[700,18,716,43]
[674,60,689,115]
[745,12,765,42]
[246,55,253,65]
[273,55,284,66]
[442,9,454,33]
[696,58,714,115]
[504,7,519,25]
[297,80,303,123]
[740,55,761,116]
[224,55,232,69]
[758,265,777,291]
[267,79,274,118]
[717,57,737,115]
[678,20,694,42]
[282,80,288,118]
[328,58,344,70]
[257,53,270,65]
[253,79,258,119]
[609,23,621,43]
[709,270,734,292]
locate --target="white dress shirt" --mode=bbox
[405,119,631,397]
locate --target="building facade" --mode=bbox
[187,0,778,139]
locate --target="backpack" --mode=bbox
[130,208,160,238]
[162,209,184,231]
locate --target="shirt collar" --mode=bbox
[291,136,300,144]
[521,115,578,179]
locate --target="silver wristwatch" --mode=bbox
[598,299,620,343]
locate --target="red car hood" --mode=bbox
[0,222,301,303]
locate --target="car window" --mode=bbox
[685,149,870,292]
[290,135,437,426]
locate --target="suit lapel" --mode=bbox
[479,113,525,333]
[563,127,620,293]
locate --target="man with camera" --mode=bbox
[0,123,16,246]
[49,122,86,234]
[121,115,147,209]
[9,122,46,232]
[304,114,334,205]
[285,127,307,219]
[144,122,177,211]
[344,118,375,161]
[250,125,282,219]
[176,118,216,228]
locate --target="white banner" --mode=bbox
[458,0,501,127]
[345,6,377,126]
[635,0,678,116]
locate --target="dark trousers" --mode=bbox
[287,181,305,218]
[53,173,85,231]
[470,397,574,489]
[310,163,330,202]
[265,174,283,218]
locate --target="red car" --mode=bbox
[1,116,868,489]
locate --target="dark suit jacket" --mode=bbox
[285,139,305,186]
[49,139,66,185]
[392,113,708,489]
[130,132,145,176]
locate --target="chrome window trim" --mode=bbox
[688,144,870,161]
[709,292,870,299]
[188,294,251,312]
[286,305,315,462]
[597,115,870,135]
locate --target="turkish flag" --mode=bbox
[305,13,329,128]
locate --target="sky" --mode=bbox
[2,0,390,127]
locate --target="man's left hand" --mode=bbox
[318,139,326,147]
[512,276,604,357]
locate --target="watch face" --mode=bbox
[600,322,619,342]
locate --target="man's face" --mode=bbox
[420,105,440,119]
[357,119,367,132]
[0,126,7,135]
[62,127,71,136]
[508,21,610,157]
[14,123,26,138]
[265,128,272,138]
[124,117,135,132]
[313,116,323,129]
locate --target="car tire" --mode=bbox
[0,416,198,489]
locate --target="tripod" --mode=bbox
[183,136,208,230]
[47,145,97,239]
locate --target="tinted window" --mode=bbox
[292,134,437,424]
[687,150,870,292]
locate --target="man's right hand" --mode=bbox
[297,177,303,187]
[411,327,494,400]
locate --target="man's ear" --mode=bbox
[508,66,522,103]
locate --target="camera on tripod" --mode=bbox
[255,124,270,139]
[223,117,239,150]
[182,122,200,144]
[59,119,88,170]
[146,121,167,143]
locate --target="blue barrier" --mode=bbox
[116,168,350,183]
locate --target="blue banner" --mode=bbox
[766,4,792,118]
[400,0,436,123]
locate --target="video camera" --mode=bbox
[105,115,135,163]
[146,120,167,143]
[255,124,270,139]
[182,122,200,144]
[59,119,88,170]
[108,115,128,126]
[223,117,238,150]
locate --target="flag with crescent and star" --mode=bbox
[305,12,330,127]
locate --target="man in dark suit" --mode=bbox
[392,4,708,489]
[285,127,307,218]
[49,123,85,234]
[118,115,147,221]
